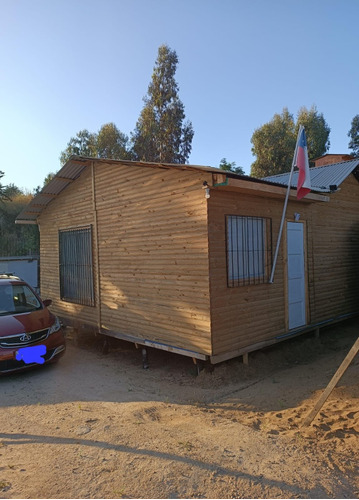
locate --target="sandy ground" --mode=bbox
[0,318,358,499]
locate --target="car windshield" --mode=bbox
[0,284,42,315]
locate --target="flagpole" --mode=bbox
[269,125,303,284]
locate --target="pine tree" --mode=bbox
[131,45,194,163]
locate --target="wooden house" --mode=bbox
[16,156,359,363]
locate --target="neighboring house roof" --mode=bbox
[312,153,355,162]
[264,159,359,193]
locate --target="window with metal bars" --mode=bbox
[59,226,95,306]
[226,215,272,286]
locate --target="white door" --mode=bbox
[287,222,306,330]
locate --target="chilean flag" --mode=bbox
[295,126,311,199]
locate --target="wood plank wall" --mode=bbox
[94,163,212,354]
[39,167,99,327]
[39,162,213,355]
[208,175,359,357]
[208,189,288,355]
[309,175,359,322]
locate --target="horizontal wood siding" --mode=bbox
[208,175,359,356]
[309,175,359,323]
[94,164,212,354]
[208,190,288,355]
[39,167,99,327]
[38,161,359,360]
[39,163,212,354]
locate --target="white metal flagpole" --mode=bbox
[268,125,303,284]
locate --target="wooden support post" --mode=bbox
[102,337,109,355]
[303,336,359,427]
[243,352,249,365]
[142,348,149,369]
[72,327,79,347]
[315,328,320,339]
[192,357,201,376]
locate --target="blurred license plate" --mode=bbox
[15,345,47,364]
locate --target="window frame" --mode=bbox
[226,215,272,287]
[59,225,95,306]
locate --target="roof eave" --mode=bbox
[212,174,329,202]
[15,219,38,225]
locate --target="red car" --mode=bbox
[0,274,66,374]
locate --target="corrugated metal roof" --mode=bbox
[17,156,358,224]
[264,159,359,192]
[15,158,89,223]
[15,156,229,224]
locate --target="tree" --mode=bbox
[59,129,97,165]
[97,123,132,160]
[3,183,21,199]
[250,108,296,178]
[296,105,330,162]
[348,114,359,157]
[219,158,245,175]
[43,172,56,186]
[33,172,57,195]
[250,106,331,178]
[0,172,10,202]
[0,189,39,256]
[60,124,133,166]
[131,44,194,163]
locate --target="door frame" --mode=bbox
[284,219,309,331]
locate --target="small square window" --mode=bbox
[226,215,272,286]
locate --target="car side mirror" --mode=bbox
[43,299,52,307]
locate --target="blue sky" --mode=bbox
[1,0,358,192]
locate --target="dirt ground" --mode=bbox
[0,318,358,499]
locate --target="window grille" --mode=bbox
[226,215,272,286]
[59,226,95,306]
